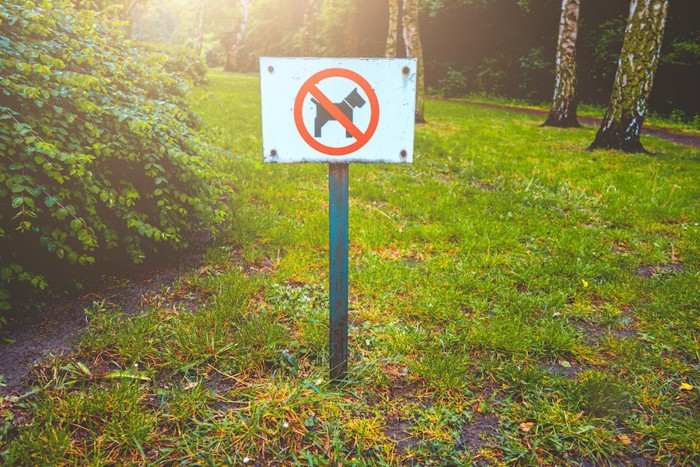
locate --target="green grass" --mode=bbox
[1,69,698,465]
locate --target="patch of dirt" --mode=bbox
[387,379,429,407]
[635,263,683,277]
[385,418,420,454]
[612,328,638,340]
[472,182,497,191]
[457,413,499,458]
[470,380,503,403]
[431,98,700,149]
[573,317,638,347]
[0,248,206,396]
[573,320,608,346]
[541,360,585,378]
[578,453,655,467]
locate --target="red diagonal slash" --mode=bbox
[294,68,379,156]
[308,84,365,141]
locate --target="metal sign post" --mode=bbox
[260,57,416,381]
[328,164,349,380]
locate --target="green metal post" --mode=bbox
[329,163,349,381]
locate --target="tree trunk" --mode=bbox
[224,0,249,72]
[300,0,319,56]
[195,0,205,55]
[544,0,580,127]
[121,0,142,39]
[402,0,425,123]
[589,0,669,152]
[345,3,360,57]
[121,0,141,19]
[385,0,400,58]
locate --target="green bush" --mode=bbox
[204,44,227,69]
[139,42,208,85]
[0,1,228,318]
[437,67,469,98]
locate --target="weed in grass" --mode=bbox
[409,405,470,464]
[411,352,471,395]
[567,370,632,421]
[502,364,561,397]
[234,309,292,371]
[3,424,73,465]
[5,381,158,464]
[343,417,391,460]
[634,411,700,463]
[269,282,329,359]
[461,313,580,358]
[382,322,431,357]
[157,380,212,424]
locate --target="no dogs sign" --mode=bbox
[259,57,416,380]
[260,58,416,163]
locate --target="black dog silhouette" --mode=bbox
[311,88,366,138]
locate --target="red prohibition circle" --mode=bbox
[294,68,379,156]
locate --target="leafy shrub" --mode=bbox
[205,44,227,69]
[437,67,469,98]
[0,1,228,318]
[139,42,208,85]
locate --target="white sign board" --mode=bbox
[260,57,416,163]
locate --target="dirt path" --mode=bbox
[0,250,204,396]
[437,99,700,149]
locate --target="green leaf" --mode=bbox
[45,196,59,208]
[103,371,151,381]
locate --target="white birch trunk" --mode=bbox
[544,0,580,127]
[590,0,669,152]
[224,0,249,72]
[402,0,425,123]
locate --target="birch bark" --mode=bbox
[589,0,669,152]
[195,0,205,55]
[402,0,425,123]
[544,0,580,127]
[385,0,400,58]
[301,0,320,56]
[224,0,249,72]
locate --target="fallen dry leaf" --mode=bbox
[519,422,534,432]
[618,434,632,445]
[679,382,694,391]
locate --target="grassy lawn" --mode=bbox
[2,70,698,465]
[443,93,700,136]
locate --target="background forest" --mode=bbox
[129,0,699,122]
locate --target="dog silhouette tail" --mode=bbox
[311,98,319,106]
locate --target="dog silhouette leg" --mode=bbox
[345,110,353,138]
